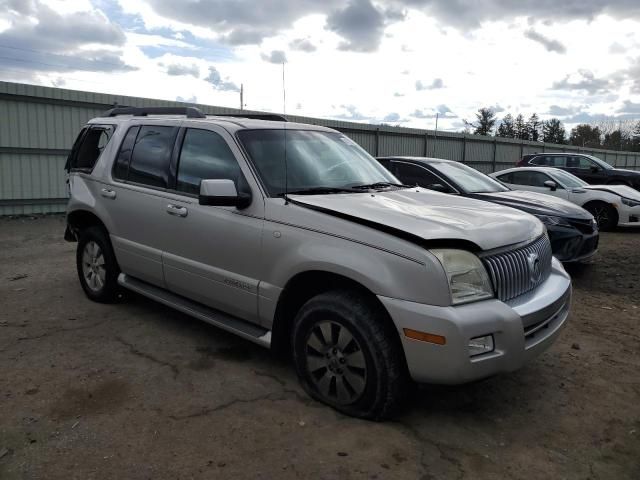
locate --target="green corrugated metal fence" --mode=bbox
[1,80,639,215]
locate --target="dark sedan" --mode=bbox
[517,153,640,190]
[378,156,599,262]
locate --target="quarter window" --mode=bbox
[176,129,241,195]
[67,125,115,172]
[127,125,178,188]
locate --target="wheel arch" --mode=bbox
[270,270,405,361]
[66,209,109,241]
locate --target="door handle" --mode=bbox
[101,188,116,199]
[166,204,188,217]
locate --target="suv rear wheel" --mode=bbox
[76,226,120,303]
[291,290,408,420]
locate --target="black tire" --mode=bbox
[76,226,120,303]
[291,290,409,420]
[583,201,618,231]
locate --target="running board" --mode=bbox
[117,273,271,348]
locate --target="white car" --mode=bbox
[491,167,640,230]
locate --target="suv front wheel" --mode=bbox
[292,290,409,420]
[76,226,120,303]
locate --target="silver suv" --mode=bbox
[65,107,571,419]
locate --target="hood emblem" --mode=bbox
[527,252,541,283]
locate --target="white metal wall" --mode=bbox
[1,80,639,215]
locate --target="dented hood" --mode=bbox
[289,188,544,251]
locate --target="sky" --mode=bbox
[1,0,640,132]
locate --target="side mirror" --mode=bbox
[199,179,251,208]
[590,165,600,173]
[543,180,557,191]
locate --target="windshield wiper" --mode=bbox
[349,182,410,190]
[284,186,359,196]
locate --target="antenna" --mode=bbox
[240,83,244,110]
[282,61,289,205]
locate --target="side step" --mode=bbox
[117,273,271,348]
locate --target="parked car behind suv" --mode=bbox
[491,167,640,230]
[517,153,640,190]
[378,156,598,262]
[65,107,571,419]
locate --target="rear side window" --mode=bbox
[496,172,513,183]
[532,155,566,167]
[113,126,140,181]
[127,126,178,188]
[394,162,455,192]
[510,171,551,187]
[67,125,115,172]
[176,129,241,195]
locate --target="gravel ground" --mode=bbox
[1,215,639,480]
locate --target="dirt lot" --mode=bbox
[1,215,639,480]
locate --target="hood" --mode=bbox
[288,188,544,251]
[612,168,640,177]
[468,190,591,218]
[583,184,640,201]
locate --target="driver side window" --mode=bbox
[394,162,454,192]
[176,128,243,195]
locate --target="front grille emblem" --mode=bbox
[527,252,541,283]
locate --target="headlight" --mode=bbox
[536,215,571,227]
[621,197,640,207]
[431,249,494,305]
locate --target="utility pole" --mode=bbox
[240,83,244,110]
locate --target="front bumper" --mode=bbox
[618,204,640,227]
[548,223,598,262]
[380,257,571,385]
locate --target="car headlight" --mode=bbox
[536,215,571,227]
[431,249,494,305]
[621,197,640,207]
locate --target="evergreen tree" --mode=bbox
[496,114,515,138]
[542,119,566,144]
[527,113,542,142]
[464,107,497,136]
[514,114,529,140]
[569,124,602,148]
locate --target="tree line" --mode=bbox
[463,108,640,152]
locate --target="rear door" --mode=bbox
[159,124,264,323]
[105,123,179,287]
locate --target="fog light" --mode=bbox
[468,335,494,357]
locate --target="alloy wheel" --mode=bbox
[82,240,106,292]
[304,320,367,405]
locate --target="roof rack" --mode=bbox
[102,106,206,119]
[213,113,288,122]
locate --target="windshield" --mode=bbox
[429,161,510,193]
[549,169,589,188]
[237,129,399,196]
[587,155,614,170]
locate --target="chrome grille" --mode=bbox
[482,235,553,302]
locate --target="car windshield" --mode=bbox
[429,161,510,193]
[549,169,589,188]
[587,155,614,170]
[237,129,400,196]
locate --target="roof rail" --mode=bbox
[102,106,206,119]
[213,113,288,122]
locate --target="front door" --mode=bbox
[159,125,264,323]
